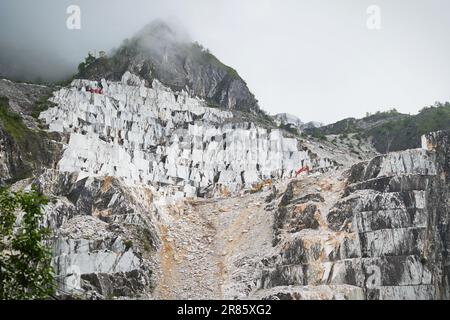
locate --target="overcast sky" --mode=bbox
[1,0,449,123]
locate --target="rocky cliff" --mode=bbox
[255,131,449,300]
[38,72,339,201]
[0,79,61,184]
[79,21,260,113]
[1,70,346,299]
[1,34,448,299]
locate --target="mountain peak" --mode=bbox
[78,20,260,113]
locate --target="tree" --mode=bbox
[0,186,54,299]
[77,53,97,75]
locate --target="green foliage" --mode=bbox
[0,186,54,300]
[0,97,30,146]
[31,95,56,119]
[76,40,139,81]
[279,123,299,136]
[316,118,358,135]
[420,256,428,265]
[191,42,242,81]
[310,127,327,140]
[0,97,50,180]
[124,240,133,250]
[363,108,400,122]
[232,108,276,129]
[77,53,97,76]
[368,102,450,153]
[308,109,403,137]
[308,102,448,153]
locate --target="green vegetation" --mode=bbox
[306,108,404,137]
[309,127,327,140]
[0,186,54,299]
[124,240,134,250]
[367,102,450,153]
[31,94,56,119]
[420,256,428,266]
[305,103,449,153]
[77,53,97,75]
[258,110,277,128]
[0,96,52,181]
[364,108,401,123]
[0,96,34,149]
[191,42,243,81]
[76,39,140,80]
[279,123,300,136]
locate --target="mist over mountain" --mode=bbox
[0,39,75,83]
[0,5,449,300]
[78,20,260,112]
[2,0,450,124]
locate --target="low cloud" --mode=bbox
[1,0,449,123]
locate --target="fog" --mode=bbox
[1,0,450,123]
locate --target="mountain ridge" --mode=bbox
[306,104,450,153]
[0,21,449,300]
[77,21,260,114]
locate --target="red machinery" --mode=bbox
[86,83,103,94]
[295,166,310,177]
[87,87,103,94]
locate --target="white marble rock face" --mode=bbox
[32,69,450,300]
[39,72,334,197]
[260,137,450,300]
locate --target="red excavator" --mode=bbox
[86,82,103,94]
[89,87,103,94]
[295,165,310,177]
